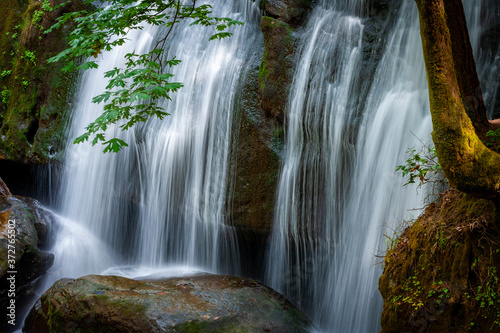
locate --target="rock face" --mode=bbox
[259,17,295,123]
[24,274,312,333]
[0,186,56,332]
[262,0,311,26]
[379,189,500,332]
[226,0,307,269]
[0,0,83,164]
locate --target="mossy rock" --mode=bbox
[379,188,500,332]
[24,274,312,333]
[0,0,83,165]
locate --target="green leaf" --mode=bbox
[103,138,128,153]
[47,0,243,153]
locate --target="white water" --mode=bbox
[30,0,500,332]
[266,0,500,332]
[464,0,500,119]
[43,0,261,288]
[266,1,429,332]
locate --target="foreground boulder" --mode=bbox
[0,184,56,331]
[24,274,311,332]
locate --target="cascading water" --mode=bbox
[44,0,261,287]
[25,0,500,331]
[464,0,500,119]
[266,0,500,332]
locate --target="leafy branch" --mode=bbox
[46,0,243,153]
[396,143,447,198]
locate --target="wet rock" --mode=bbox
[0,0,83,165]
[263,0,311,26]
[0,194,55,332]
[0,177,12,197]
[227,27,283,277]
[379,189,500,332]
[259,17,295,123]
[24,274,312,333]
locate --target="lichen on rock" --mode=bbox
[23,274,312,333]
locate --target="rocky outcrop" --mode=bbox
[24,274,312,333]
[379,189,500,332]
[0,182,56,332]
[226,0,307,269]
[258,17,295,123]
[0,0,83,165]
[261,0,311,27]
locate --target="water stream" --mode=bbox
[28,0,500,332]
[265,0,499,332]
[44,0,261,288]
[265,1,431,331]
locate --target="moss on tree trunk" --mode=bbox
[415,0,500,202]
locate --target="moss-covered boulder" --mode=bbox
[0,0,83,164]
[225,14,297,273]
[379,189,500,332]
[0,185,56,332]
[24,274,312,333]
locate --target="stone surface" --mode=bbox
[259,17,295,123]
[24,274,312,333]
[0,194,55,332]
[263,0,311,26]
[0,0,83,165]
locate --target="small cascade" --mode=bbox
[265,1,431,332]
[266,0,500,332]
[48,0,261,286]
[464,0,500,119]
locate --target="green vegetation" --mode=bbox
[0,0,81,163]
[483,129,500,152]
[380,188,500,331]
[47,0,243,153]
[396,145,443,188]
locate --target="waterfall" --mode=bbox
[27,0,500,331]
[265,0,500,332]
[463,0,500,119]
[265,1,430,332]
[44,0,261,287]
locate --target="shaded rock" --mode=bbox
[263,0,311,26]
[363,0,397,16]
[0,0,83,165]
[24,274,312,333]
[229,62,281,238]
[0,195,55,332]
[379,189,500,332]
[0,177,12,197]
[353,0,402,115]
[259,17,295,123]
[226,25,283,277]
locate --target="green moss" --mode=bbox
[415,0,500,201]
[0,0,80,164]
[173,317,249,333]
[258,50,269,90]
[380,189,500,332]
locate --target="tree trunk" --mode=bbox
[415,0,500,201]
